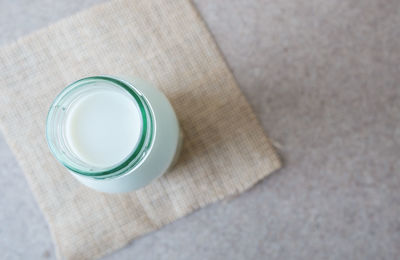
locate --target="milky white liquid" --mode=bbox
[65,86,142,168]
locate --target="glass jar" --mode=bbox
[46,76,182,193]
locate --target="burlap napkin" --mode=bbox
[0,0,281,259]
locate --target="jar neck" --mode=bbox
[46,76,154,179]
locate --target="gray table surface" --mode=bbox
[1,0,400,259]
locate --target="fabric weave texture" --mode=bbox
[0,0,281,259]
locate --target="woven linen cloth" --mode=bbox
[0,0,281,259]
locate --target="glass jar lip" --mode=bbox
[46,75,153,178]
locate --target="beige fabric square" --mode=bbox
[0,0,281,259]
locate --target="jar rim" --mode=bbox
[46,75,154,178]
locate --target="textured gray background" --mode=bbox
[1,0,400,259]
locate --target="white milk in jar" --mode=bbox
[46,76,182,193]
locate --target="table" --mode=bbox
[1,0,399,259]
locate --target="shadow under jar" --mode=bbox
[46,76,182,193]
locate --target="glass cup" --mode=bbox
[46,75,182,193]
